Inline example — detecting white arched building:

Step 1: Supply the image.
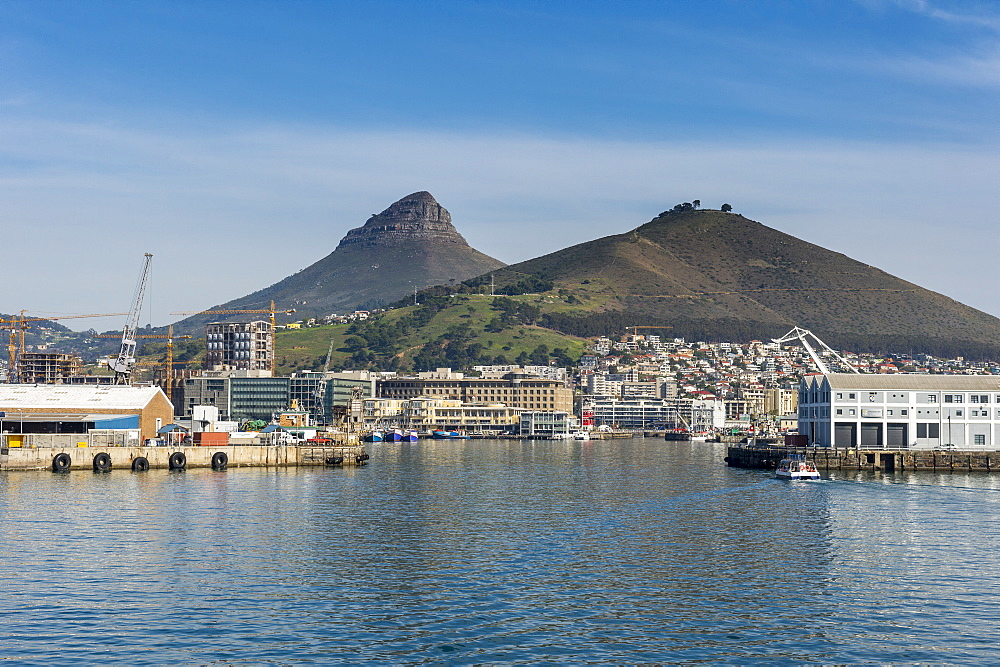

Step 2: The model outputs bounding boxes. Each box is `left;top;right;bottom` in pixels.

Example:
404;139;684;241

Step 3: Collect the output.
798;373;1000;449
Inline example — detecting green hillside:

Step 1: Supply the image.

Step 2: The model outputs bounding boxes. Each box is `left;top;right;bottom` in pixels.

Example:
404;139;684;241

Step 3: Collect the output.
273;294;589;374
463;207;1000;359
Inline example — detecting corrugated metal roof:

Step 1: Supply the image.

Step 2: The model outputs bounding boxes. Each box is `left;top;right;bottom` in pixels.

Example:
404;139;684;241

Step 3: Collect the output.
823;373;1000;391
0;385;164;410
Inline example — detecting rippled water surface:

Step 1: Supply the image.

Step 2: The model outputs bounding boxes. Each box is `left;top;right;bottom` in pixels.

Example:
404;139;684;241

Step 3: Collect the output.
3;439;1000;664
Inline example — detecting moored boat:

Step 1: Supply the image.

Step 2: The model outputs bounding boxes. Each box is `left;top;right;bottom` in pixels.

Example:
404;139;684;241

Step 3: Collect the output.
383;429;403;442
432;430;470;439
775;454;820;480
573;431;591;441
363;430;384;443
401;430;418;442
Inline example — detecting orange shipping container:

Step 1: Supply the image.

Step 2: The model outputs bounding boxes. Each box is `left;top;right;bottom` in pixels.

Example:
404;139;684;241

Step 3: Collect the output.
193;432;230;446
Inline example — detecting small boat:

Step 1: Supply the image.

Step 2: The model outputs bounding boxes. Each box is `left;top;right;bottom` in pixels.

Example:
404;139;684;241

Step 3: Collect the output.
401;430;418;442
383;429;403;442
362;430;384;443
775;454;821;480
573;431;591;441
664;429;691;441
432;430;470;439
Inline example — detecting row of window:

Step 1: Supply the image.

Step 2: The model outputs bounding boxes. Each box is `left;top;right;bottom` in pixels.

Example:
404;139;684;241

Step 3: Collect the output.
828;392;998;403
823;407;1000;418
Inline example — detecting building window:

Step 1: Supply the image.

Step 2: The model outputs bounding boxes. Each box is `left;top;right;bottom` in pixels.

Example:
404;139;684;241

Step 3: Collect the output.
975;434;986;446
849;409;856;416
917;423;940;439
928;395;937;403
901;410;908;416
836;393;843;400
886;409;893;416
836;409;843;416
956;410;963;417
849;393;856;400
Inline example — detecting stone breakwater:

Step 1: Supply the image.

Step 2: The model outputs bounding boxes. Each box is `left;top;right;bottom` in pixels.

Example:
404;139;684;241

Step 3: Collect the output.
726;444;998;472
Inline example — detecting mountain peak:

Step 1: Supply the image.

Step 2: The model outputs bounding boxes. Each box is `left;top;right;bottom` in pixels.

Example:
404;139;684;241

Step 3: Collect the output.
171;191;505;327
337;190;466;249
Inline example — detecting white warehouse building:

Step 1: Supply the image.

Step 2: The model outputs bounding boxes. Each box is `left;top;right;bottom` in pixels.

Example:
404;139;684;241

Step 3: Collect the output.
798;373;1000;449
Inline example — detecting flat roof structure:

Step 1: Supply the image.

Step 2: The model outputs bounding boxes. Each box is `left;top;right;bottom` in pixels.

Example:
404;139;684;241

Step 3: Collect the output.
823;373;1000;391
0;385;173;439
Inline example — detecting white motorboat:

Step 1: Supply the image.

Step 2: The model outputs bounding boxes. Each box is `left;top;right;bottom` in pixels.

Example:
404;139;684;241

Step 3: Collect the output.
573;431;591;440
775;454;820;480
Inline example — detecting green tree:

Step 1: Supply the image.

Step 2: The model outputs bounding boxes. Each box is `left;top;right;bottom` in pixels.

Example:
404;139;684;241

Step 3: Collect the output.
721;203;733;213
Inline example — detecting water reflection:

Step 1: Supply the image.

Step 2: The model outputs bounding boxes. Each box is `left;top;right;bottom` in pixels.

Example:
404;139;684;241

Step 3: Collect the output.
1;440;998;664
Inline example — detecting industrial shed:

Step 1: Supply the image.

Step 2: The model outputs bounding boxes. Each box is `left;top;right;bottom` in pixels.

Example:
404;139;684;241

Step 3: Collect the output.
0;385;173;441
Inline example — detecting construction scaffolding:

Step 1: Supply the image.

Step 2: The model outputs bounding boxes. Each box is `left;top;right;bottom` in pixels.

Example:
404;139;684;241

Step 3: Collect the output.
17;353;83;384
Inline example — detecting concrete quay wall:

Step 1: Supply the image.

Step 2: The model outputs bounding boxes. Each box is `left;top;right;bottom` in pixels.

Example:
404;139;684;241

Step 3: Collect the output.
726;445;997;472
0;445;368;472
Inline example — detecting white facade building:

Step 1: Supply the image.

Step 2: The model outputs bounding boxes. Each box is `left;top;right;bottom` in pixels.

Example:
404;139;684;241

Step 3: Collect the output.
798;373;1000;449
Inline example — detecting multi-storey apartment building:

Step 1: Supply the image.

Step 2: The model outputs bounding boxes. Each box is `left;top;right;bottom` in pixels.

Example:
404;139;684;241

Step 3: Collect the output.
205;321;272;373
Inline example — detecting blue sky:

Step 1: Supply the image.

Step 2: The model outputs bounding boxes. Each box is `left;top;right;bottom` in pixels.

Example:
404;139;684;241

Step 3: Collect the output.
2;0;999;329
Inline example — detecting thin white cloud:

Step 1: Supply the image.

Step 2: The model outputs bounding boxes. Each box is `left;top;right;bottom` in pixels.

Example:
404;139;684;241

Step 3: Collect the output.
875;48;1000;88
1;118;999;325
859;0;1000;31
891;0;1000;31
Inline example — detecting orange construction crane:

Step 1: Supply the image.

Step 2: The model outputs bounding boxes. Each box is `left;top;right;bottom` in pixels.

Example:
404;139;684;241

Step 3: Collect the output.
170;301;295;374
1;311;130;383
93;324;192;400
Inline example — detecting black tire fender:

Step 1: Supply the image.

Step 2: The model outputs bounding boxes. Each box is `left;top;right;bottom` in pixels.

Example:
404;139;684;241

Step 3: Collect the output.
131;456;150;472
52;453;72;473
211;451;228;470
168;451;187;470
92;452;112;472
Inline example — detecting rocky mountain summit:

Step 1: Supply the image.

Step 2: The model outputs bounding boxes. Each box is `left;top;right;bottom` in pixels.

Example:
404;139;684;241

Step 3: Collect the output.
337;191;470;249
173;192;505;331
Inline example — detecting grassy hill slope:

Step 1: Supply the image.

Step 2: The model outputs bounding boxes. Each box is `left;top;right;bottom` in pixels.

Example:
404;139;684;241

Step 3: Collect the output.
273;294;589;374
476;208;1000;358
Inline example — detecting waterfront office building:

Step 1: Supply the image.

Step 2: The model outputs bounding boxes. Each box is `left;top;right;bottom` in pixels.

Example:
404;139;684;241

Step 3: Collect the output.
362;397;523;431
179;373;375;423
798;373;1000;449
378;374;572;413
588;398;725;430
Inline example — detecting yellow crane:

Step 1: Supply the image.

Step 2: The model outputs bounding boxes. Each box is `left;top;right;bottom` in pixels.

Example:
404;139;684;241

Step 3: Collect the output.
93;325;192;400
1;311;130;383
170;301;296;374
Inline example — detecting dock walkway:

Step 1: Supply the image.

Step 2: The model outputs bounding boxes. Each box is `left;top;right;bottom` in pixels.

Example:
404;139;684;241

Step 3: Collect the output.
0;444;369;472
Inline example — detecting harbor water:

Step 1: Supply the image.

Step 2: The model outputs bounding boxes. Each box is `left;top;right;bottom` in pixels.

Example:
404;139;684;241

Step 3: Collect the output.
2;439;999;664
